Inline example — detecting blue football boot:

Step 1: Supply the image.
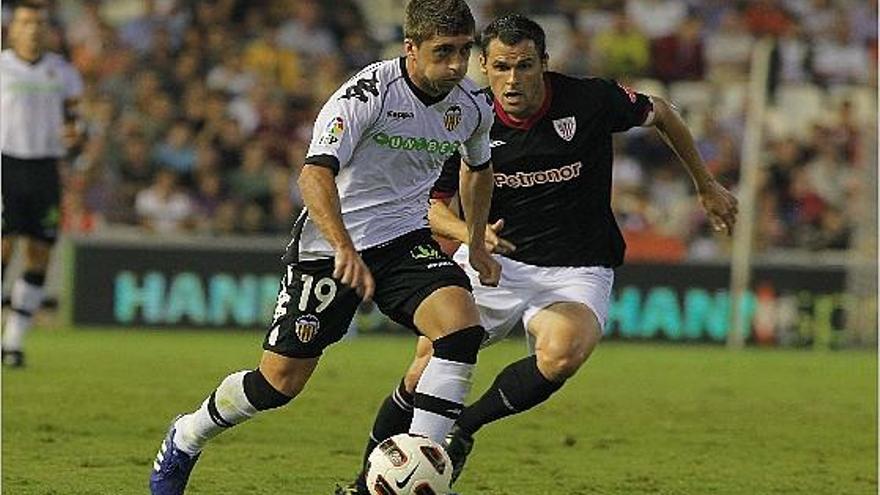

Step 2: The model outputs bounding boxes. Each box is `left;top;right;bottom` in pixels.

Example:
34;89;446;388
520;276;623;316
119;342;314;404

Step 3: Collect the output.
150;416;201;495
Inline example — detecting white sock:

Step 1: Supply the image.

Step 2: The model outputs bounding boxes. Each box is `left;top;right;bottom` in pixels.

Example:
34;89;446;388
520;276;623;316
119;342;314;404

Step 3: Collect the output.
173;371;258;455
410;356;473;443
3;278;44;351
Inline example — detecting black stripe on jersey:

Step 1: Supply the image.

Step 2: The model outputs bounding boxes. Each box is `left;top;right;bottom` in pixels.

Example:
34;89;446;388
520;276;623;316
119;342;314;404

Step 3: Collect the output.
304;154;340;174
281;208;310;265
465;158;490;171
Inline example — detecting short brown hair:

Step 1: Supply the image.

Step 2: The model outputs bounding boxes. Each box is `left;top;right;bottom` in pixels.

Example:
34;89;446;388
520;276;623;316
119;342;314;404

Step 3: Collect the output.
13;0;48;12
404;0;476;46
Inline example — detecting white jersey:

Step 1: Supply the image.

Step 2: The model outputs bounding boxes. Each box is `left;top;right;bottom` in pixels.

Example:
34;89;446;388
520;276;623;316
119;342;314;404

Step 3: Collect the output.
296;57;493;258
0;50;83;159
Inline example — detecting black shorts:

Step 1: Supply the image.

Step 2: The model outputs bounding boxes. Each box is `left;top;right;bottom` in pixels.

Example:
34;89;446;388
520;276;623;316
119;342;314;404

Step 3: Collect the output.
2;155;61;243
264;229;472;358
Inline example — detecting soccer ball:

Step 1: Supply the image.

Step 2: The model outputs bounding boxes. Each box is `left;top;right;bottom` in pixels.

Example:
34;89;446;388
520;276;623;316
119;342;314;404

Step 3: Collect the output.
366;433;452;495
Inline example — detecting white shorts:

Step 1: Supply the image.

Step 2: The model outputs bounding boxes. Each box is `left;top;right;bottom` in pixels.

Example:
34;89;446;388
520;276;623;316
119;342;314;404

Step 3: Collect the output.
453;246;615;349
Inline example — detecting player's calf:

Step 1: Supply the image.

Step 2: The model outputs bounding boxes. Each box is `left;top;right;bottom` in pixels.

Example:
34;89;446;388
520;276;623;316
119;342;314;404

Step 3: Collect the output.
410;325;485;443
150;369;293;494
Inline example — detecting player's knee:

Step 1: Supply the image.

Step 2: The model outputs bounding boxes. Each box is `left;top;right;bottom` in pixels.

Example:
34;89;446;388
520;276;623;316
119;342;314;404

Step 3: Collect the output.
24;241;51;269
243;369;294;411
537;347;589;381
431;325;485;364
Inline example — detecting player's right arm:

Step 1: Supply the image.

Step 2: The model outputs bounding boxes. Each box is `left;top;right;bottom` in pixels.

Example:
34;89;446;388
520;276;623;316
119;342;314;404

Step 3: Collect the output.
298;64;385;301
298;165;374;301
61;61;85;154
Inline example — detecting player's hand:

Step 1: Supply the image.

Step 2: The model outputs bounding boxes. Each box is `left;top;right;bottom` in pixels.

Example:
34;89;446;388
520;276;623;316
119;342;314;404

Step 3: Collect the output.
333;246;375;302
469;246;501;287
61;122;81;150
485;219;516;255
698;180;738;236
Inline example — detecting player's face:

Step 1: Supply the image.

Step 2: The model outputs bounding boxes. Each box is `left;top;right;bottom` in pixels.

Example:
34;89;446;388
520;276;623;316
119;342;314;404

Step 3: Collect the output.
405;34;474;96
10;7;48;53
481;38;548;119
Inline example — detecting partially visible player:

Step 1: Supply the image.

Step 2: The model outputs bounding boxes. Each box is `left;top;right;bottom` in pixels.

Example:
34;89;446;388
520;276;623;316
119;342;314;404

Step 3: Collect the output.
340;14;738;493
1;0;84;368
150;1;501;494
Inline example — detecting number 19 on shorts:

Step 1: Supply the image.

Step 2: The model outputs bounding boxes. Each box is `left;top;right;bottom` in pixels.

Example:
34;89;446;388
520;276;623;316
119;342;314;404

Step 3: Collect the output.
298;274;337;313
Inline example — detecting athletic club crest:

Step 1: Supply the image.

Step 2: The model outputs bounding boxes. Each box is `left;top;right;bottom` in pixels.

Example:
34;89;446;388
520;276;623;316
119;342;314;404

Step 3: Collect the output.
444;105;462;131
294;314;320;343
553;116;576;142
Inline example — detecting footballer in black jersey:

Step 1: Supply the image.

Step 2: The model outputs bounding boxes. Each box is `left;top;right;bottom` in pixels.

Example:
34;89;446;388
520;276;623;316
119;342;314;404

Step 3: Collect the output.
343;14;738;494
432;72;657;268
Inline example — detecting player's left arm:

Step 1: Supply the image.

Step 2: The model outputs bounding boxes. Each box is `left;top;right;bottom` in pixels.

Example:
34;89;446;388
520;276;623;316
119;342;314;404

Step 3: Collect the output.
429;154;514;255
458;96;500;286
648;96;739;236
61;63;85;153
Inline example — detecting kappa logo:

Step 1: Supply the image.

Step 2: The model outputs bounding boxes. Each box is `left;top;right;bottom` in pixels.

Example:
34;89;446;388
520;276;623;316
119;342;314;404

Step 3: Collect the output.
444;105;462;131
553;116;577;142
490;140;507;148
340;70;379;102
387;110;415;119
294;314;320;343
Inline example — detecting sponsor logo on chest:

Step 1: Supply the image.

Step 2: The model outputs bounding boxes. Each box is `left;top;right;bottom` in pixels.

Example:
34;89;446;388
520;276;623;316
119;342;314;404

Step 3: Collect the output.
494;161;583;189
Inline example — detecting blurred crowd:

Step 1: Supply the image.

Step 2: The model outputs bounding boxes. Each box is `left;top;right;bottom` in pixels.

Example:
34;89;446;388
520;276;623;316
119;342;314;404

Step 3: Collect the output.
1;0;875;258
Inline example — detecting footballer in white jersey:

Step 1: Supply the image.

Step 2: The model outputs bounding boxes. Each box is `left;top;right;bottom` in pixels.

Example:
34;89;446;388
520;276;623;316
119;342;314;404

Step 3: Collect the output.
151;2;503;494
290;56;493;259
1;1;83;369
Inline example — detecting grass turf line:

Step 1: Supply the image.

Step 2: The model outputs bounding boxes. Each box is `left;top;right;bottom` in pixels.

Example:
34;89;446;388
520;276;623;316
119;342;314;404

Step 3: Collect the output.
2;328;876;494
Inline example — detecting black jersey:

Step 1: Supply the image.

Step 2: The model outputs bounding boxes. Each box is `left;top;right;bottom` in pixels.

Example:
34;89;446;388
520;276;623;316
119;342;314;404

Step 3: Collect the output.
432;72;653;268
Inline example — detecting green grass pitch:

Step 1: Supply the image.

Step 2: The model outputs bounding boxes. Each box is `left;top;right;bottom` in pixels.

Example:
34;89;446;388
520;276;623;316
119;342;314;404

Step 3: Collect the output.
2;327;876;494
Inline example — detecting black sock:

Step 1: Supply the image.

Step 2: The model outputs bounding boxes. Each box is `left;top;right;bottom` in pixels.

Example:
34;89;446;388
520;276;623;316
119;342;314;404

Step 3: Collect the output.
361;379;414;472
456;355;564;437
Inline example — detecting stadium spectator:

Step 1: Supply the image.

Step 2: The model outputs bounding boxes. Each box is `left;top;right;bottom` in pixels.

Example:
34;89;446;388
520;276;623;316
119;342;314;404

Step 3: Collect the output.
37;0;873;252
134;169;195;234
625;0;687;40
812;15;871;86
277;0;338;59
151;119;197;180
592;12;650;79
650;14;705;82
704;10;755;82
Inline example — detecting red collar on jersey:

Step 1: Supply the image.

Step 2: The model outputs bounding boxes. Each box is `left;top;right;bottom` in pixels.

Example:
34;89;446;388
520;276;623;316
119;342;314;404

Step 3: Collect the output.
493;75;552;130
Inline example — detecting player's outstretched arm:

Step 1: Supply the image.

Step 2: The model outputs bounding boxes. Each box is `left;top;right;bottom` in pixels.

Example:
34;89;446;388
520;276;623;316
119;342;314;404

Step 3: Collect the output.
459;161;501;285
428;198;515;254
298;164;375;301
649;96;739;236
